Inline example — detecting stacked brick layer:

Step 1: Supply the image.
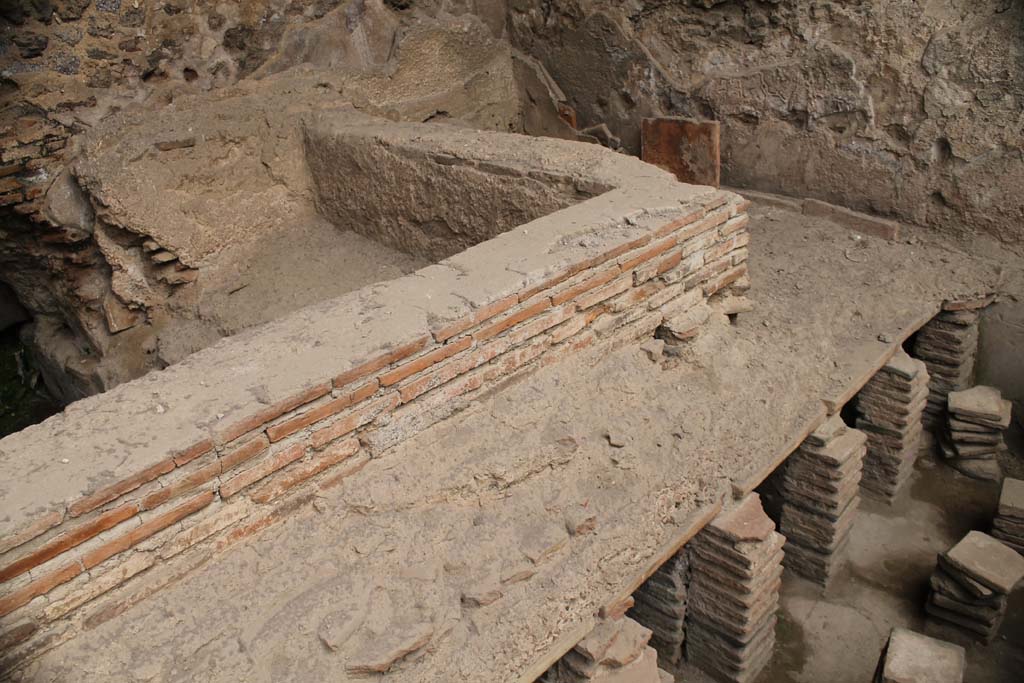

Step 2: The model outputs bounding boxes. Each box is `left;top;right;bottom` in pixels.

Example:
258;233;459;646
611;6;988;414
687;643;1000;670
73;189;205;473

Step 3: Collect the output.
937;385;1010;482
926;531;1024;644
780;415;866;585
855;349;929;502
992;478;1024;554
686;494;783;683
628;550;688;668
0;193;751;671
542;617;663;683
913;308;980;428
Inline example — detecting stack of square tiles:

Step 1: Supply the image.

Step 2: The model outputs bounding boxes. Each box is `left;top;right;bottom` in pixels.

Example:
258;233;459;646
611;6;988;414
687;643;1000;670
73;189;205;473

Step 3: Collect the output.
873;628;965;683
991;478;1024;555
855;350;930;502
936;385;1010;482
543;616;662;683
913;308;980;428
780;415;866;585
925;531;1024;644
629;551;688;669
686;493;783;683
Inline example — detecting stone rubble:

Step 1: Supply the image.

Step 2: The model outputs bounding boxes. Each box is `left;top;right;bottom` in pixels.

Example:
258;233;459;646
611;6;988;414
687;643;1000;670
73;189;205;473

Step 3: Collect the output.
925;531;1024;643
855;349;929;502
937;385;1010;482
541;616;667;683
991;478;1024;555
779;415;866;585
912;308;980;428
685;493;783;683
628;551;688;670
873;627;965;683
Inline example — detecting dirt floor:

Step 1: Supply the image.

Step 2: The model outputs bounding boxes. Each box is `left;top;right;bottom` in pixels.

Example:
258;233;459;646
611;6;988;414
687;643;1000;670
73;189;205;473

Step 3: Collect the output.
194;219;427;337
13;203;1019;682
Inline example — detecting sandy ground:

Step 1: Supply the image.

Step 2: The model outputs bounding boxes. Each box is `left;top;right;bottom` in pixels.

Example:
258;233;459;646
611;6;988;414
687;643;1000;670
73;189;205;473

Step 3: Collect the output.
199;220;428;336
14;204;1018;682
155;218;427;361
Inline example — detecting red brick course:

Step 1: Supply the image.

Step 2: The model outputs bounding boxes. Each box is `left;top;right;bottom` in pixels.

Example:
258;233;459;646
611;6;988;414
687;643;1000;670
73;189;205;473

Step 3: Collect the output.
380;337;473;387
214;382;332;445
0;562;82;618
0;510;64;556
81;492;215;569
267;379;379;442
0;503;137;583
220;443;307;499
69;458;176;518
333;336;431;389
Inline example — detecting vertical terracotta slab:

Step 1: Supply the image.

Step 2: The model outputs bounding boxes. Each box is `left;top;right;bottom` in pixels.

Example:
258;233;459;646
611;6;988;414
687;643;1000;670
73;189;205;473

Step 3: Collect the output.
641;117;721;187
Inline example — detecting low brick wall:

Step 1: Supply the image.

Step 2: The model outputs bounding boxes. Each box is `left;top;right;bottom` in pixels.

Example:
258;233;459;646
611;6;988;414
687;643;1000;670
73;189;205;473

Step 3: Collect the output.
0;123;749;671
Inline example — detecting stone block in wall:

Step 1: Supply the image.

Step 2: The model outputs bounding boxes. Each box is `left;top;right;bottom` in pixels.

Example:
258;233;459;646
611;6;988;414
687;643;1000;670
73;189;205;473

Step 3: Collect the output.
641;118;721;187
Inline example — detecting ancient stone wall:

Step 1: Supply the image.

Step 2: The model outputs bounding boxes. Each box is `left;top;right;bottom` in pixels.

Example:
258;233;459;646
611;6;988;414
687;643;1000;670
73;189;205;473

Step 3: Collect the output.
0;0;533;403
509;0;1024;248
0;131;749;671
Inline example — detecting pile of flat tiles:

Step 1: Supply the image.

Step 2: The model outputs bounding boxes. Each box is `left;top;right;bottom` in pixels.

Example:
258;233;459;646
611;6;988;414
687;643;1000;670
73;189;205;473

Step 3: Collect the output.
925;531;1024;644
542;616;666;683
992;478;1024;555
873;627;965;683
855;349;929;502
779;415;866;585
936;385;1010;482
629;551;688;669
913;307;980;428
686;493;783;683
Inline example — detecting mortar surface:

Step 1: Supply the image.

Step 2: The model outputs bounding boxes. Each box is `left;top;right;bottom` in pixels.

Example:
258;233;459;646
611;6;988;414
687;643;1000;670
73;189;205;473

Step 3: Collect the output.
15;204;1016;682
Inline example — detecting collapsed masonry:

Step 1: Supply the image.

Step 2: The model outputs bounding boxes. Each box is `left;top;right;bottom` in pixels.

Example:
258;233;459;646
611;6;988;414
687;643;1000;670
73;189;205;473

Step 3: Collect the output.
539;616;667;683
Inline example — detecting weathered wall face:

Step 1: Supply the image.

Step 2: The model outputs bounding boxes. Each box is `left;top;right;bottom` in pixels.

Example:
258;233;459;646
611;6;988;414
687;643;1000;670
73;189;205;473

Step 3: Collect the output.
305;126;587;261
0;0;534;402
509;0;1024;247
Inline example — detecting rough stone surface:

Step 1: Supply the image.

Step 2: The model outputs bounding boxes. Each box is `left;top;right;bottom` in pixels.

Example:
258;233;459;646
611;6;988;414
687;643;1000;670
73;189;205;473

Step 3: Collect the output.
510;0;1024;249
943;531;1024;594
880;627;965;683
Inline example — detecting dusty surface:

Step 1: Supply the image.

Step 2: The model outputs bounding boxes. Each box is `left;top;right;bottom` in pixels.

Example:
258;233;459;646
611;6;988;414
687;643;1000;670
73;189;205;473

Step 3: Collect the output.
14;204;1017;682
0;132;697;546
187;221;428;347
